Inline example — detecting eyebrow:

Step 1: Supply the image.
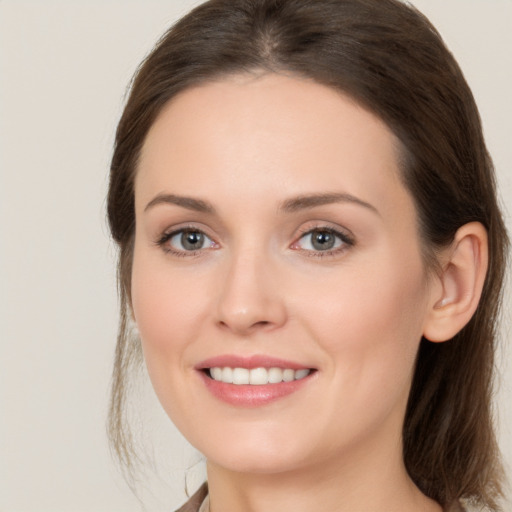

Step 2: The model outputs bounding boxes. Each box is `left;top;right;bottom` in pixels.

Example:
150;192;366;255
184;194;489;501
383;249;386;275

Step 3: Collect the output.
144;193;215;213
280;192;380;216
144;191;379;216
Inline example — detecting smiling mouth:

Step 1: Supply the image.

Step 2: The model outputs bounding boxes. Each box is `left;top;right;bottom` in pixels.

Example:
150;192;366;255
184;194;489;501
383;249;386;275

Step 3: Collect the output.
206;367;314;385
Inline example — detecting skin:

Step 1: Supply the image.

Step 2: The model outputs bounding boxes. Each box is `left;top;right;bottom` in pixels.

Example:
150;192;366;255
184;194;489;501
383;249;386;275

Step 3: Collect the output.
131;72;447;512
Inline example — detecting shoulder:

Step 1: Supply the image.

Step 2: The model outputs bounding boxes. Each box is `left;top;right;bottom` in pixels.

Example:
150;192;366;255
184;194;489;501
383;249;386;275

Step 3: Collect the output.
174;482;209;512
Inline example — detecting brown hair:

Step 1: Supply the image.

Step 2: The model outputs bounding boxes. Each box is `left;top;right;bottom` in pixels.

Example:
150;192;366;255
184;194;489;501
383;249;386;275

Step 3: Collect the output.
107;0;509;508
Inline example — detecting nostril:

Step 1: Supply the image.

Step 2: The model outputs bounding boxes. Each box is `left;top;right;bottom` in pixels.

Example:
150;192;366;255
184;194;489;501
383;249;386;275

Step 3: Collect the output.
215;295;287;334
217;319;272;332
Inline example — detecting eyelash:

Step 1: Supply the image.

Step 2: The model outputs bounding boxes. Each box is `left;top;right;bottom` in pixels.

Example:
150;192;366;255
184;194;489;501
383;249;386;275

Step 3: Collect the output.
292;226;355;258
155;225;216;257
155;225;355;258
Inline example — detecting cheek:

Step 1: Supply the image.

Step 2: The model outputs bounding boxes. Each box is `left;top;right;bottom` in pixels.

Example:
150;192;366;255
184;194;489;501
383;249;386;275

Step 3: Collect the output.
130;248;209;382
302;252;429;398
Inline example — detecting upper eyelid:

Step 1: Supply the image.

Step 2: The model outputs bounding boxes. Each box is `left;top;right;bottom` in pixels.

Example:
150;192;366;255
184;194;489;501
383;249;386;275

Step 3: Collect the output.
154;221;355;247
155;227;218;256
295;229;353;247
295;222;355;241
158;223;216;240
153;226;208;249
291;222;356;253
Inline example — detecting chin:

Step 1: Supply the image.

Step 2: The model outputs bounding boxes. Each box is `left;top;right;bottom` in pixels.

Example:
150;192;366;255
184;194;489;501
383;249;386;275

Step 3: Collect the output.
207;448;310;476
187;422;313;475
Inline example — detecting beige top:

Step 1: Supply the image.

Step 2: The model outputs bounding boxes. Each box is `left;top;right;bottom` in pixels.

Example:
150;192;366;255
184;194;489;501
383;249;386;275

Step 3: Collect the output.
175;482;470;512
175;483;208;512
198;494;210;512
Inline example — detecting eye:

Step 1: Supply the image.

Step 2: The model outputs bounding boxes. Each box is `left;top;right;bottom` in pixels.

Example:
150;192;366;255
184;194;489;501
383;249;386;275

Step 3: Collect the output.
157;228;217;255
292;228;354;254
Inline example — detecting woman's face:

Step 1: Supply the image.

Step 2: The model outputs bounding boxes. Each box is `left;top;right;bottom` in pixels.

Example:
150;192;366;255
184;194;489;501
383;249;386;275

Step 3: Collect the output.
132;73;437;475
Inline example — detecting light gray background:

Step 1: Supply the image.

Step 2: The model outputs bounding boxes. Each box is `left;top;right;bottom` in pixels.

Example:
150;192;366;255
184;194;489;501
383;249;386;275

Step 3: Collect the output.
0;1;510;511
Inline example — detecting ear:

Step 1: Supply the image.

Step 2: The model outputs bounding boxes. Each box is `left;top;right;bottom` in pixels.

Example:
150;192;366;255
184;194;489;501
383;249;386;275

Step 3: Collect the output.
423;222;488;343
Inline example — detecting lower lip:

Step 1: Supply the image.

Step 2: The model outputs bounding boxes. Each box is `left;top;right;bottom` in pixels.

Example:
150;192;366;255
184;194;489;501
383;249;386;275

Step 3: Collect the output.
198;371;315;407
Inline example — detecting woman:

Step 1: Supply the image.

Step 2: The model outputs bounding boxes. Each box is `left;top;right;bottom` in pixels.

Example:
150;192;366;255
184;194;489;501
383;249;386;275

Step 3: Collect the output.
107;0;509;510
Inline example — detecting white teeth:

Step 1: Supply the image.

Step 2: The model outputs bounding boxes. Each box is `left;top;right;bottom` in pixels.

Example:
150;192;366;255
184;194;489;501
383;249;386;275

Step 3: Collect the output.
221;367;233;383
232;368;250;385
249;367;268;385
282;369;295;382
294;369;310;380
211;367;223;381
209;367;312;385
268;367;283;383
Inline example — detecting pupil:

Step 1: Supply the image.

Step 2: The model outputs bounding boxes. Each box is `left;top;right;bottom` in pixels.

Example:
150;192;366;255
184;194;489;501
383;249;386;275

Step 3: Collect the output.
312;231;334;250
182;231;204;250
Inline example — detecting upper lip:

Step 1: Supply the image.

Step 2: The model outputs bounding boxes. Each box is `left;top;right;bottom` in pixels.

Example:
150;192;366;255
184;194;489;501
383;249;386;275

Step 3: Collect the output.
196;354;314;370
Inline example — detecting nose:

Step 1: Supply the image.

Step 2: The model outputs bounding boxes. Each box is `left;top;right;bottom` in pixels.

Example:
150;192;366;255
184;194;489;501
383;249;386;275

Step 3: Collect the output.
215;248;287;336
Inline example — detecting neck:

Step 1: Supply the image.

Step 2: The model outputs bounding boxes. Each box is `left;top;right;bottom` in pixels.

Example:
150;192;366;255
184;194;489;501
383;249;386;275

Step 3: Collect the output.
205;435;442;512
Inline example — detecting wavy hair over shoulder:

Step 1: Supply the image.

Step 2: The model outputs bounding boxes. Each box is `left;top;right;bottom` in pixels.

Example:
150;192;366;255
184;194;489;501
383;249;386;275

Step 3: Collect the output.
107;0;509;509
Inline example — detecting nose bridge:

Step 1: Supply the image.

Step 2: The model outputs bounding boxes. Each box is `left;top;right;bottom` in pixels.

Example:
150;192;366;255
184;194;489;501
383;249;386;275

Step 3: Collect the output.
215;240;286;334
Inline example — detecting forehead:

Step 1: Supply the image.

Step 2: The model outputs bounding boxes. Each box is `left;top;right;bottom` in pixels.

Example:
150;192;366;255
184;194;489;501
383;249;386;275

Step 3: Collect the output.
136;72;410;220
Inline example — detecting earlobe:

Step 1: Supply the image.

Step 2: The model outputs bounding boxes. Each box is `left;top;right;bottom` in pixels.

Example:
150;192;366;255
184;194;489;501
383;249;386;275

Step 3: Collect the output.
423;222;488;343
